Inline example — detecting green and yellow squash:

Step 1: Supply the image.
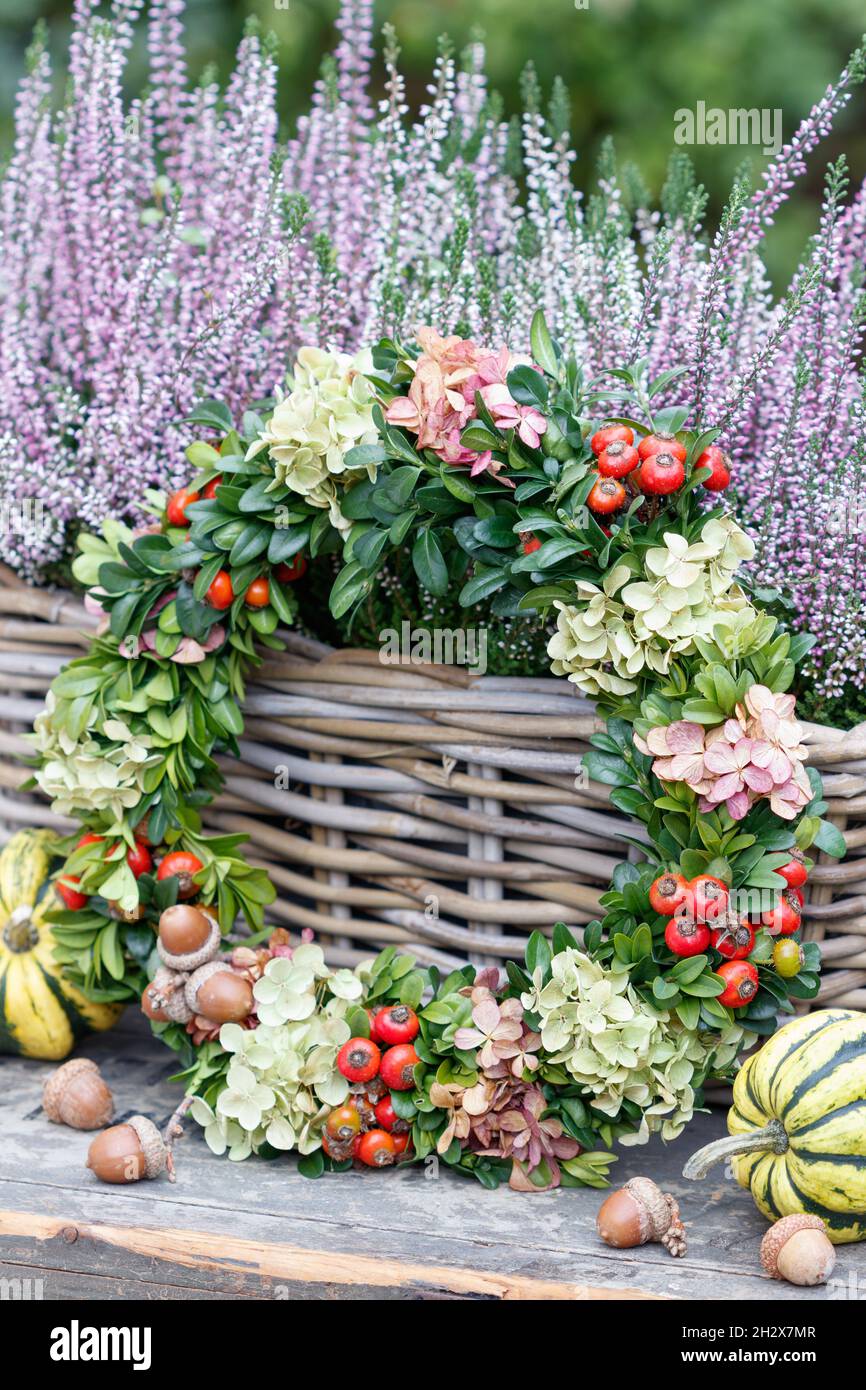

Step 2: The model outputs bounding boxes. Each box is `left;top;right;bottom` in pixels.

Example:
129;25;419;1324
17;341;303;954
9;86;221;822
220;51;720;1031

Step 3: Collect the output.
0;829;120;1060
685;1008;866;1243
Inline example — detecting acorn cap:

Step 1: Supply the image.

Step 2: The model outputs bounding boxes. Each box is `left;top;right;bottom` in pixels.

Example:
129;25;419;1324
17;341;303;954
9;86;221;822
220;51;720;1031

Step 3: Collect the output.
147;965;194;1023
43;1058;113;1128
760;1214;832;1279
624;1177;671;1241
127;1115;167;1180
157;907;221;973
184;958;237;1014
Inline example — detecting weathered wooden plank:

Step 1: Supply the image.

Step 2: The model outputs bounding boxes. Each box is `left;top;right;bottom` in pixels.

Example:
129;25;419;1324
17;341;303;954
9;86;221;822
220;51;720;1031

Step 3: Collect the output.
0;1213;659;1301
3;1011;866;1300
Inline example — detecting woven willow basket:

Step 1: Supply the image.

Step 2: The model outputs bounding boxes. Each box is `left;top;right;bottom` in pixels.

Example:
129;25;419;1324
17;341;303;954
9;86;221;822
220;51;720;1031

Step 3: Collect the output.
1;568;865;1011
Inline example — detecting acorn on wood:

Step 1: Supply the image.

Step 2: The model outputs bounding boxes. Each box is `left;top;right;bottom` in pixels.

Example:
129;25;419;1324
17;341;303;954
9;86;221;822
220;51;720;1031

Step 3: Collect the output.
43;1058;114;1131
184;960;254;1024
596;1176;688;1258
86;1115;167;1184
157;903;220;972
142;964;193;1024
760;1215;836;1286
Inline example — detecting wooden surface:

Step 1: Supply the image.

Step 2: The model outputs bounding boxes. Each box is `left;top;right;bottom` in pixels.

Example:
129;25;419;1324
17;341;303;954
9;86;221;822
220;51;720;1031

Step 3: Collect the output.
2;1011;865;1301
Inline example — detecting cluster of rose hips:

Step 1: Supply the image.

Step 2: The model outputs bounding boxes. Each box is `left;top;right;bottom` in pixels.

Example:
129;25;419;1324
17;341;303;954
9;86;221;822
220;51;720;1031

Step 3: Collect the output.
165;477;307;613
325;1005;421;1168
650;856;809;1007
585;424;731;518
58;829;204;915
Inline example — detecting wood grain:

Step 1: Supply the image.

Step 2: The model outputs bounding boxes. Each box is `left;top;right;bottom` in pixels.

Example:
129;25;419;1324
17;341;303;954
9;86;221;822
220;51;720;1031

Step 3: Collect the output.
0;1211;660;1301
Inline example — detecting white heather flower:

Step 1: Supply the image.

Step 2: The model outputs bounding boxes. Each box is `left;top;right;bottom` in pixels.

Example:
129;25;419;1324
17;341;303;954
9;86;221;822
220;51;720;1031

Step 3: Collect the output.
246;346;379;534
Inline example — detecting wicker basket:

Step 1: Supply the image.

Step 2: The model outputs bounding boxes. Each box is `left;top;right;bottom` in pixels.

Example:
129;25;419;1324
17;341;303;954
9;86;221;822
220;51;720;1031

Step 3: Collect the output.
1;569;865;1010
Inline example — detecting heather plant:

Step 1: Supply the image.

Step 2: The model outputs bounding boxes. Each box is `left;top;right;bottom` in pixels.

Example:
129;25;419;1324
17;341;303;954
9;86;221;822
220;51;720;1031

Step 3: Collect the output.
1;0;865;704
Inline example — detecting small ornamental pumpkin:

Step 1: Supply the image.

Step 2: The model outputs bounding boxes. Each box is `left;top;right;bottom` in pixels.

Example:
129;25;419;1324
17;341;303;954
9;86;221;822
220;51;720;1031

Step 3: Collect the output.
684;1009;866;1244
0;830;120;1059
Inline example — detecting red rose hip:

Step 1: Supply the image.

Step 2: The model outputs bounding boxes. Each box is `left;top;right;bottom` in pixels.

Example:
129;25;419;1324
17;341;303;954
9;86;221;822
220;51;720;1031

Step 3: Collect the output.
598;441;640;478
357;1128;397;1167
588;476;627;515
717;960;759;1008
590;424;634;455
638;451;685;495
379;1043;419;1091
638;432;687;463
690;874;729;923
166;487;199;527
375;1004;420;1046
337;1037;381;1084
698;446;732;492
649;873;692;917
664;916;710;957
57;875;89;911
775;855;808;890
206;569;234;610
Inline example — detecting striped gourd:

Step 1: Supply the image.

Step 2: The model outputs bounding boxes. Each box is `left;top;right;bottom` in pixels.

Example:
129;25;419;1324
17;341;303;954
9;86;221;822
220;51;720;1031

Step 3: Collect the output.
0;829;120;1060
684;1009;866;1244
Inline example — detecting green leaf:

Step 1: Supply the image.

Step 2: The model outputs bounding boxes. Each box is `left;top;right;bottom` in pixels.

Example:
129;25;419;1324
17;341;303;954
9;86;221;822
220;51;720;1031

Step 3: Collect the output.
511;535;582;571
675;997;701;1029
812;820;847;859
412;530;449;595
525;930;552;980
652;976;681;1001
458;568;507;606
297;1151;325;1179
679;971;725;998
581;751;633;788
530;310;560;378
669;953;710;984
506;365;548;412
343;443;389;470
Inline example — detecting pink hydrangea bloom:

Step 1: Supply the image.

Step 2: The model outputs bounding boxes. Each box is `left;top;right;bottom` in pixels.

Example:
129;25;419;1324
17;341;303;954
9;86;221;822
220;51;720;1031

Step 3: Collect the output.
635;686;811;821
384;331;545;480
480;382;548;448
118;589;226;665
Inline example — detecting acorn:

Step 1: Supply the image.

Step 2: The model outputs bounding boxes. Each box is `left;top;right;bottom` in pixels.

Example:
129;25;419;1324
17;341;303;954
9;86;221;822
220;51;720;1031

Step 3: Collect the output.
760;1214;836;1286
43;1058;114;1131
142;965;193;1024
86;1115;167;1184
596;1176;687;1258
185;960;253;1024
157;903;220;972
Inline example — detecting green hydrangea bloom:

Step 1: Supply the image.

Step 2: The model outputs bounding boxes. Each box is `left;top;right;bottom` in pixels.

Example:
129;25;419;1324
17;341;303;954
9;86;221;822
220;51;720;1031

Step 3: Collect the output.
521;948;754;1142
547;517;756;696
246;346;379;535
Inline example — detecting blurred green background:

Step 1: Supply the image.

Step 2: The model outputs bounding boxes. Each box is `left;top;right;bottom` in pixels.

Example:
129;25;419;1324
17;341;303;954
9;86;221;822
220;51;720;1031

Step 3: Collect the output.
2;0;865;284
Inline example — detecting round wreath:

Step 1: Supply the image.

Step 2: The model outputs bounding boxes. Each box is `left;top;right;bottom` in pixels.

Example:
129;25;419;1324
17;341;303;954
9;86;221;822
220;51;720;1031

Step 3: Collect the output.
27;315;844;1189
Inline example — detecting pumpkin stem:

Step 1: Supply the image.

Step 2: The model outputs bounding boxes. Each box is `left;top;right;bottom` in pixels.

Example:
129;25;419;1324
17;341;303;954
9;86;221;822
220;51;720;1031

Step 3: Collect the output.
683;1119;789;1180
2;905;37;953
